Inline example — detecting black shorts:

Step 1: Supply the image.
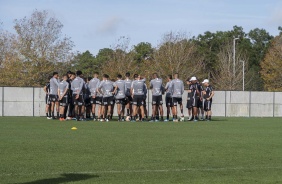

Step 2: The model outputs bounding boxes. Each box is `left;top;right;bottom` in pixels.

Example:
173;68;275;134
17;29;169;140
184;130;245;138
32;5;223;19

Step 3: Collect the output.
115;98;126;105
49;94;58;102
102;96;114;106
45;95;51;105
197;98;203;108
143;99;146;107
192;97;198;107
186;99;193;109
204;99;212;111
165;97;173;107
172;97;182;106
72;94;85;106
133;95;144;106
152;96;163;105
90;97;101;105
59;96;68;107
125;96;133;105
84;97;91;107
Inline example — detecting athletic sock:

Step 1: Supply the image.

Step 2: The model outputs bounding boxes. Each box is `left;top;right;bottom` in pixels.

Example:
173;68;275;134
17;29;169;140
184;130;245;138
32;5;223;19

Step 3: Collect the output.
209;116;211;120
46;113;48;117
57;112;59;118
107;115;111;120
127;109;130;115
206;115;208;120
180;109;183;114
60;114;63;118
52;112;55;118
92;113;95;119
167;115;169;120
118;114;121;120
161;116;164;121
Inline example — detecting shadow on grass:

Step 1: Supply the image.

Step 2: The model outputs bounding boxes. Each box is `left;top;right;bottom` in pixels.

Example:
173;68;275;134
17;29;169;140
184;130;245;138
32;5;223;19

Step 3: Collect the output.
15;173;99;184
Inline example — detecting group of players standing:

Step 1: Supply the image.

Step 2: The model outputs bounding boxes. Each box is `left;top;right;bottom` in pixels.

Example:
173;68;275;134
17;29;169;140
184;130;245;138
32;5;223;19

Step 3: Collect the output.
43;70;214;122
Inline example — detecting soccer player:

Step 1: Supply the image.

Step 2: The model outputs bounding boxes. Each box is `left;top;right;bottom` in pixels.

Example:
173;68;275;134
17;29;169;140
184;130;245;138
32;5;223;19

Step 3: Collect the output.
43;76;52;119
189;76;200;122
67;72;76;120
202;79;214;121
142;79;148;120
170;73;184;122
49;72;60;119
196;79;205;120
113;74;126;121
71;71;85;121
89;72;101;120
124;72;133;120
98;74;116;122
130;74;146;122
186;79;193;121
84;77;92;120
164;75;173;121
58;74;69;121
149;73;164;122
130;74;145;122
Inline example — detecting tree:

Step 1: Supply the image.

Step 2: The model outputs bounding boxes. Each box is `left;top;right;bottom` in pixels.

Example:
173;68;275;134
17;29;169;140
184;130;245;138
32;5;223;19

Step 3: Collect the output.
153;32;204;80
211;41;251;90
133;42;153;63
260;36;282;91
99;37;138;79
12;10;74;86
71;50;97;76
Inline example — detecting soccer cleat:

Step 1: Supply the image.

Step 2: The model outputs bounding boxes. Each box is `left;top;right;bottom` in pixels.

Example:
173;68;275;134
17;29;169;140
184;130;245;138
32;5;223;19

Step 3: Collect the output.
164;119;169;122
180;116;185;122
155;119;159;122
193;119;198;122
131;119;136;122
106;119;109;122
47;117;52;120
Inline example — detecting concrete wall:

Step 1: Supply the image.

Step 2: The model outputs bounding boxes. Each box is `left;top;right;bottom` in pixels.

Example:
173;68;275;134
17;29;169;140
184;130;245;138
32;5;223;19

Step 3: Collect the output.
0;87;281;117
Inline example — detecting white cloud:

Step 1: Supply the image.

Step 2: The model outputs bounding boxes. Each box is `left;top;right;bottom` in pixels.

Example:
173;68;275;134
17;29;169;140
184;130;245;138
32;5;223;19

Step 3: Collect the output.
96;16;123;35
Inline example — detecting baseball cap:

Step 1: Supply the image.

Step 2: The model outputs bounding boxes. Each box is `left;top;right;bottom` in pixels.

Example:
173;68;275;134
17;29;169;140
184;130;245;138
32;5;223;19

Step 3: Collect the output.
190;76;197;81
202;79;209;83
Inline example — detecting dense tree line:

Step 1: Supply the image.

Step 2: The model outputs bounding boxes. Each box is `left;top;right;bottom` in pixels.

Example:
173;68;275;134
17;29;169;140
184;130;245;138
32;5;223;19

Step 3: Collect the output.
0;10;281;91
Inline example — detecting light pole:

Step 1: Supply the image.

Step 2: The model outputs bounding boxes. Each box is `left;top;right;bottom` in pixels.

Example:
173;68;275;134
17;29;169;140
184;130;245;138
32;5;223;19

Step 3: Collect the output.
240;60;245;91
233;37;239;76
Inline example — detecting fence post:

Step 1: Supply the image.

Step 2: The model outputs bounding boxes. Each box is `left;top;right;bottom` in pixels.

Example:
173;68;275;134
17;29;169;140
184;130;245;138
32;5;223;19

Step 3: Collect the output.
224;91;226;117
2;87;4;117
33;87;35;117
249;91;251;117
273;92;275;117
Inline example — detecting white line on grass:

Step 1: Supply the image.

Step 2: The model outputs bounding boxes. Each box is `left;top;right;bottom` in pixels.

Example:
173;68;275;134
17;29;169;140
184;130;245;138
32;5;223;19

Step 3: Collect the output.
1;166;282;176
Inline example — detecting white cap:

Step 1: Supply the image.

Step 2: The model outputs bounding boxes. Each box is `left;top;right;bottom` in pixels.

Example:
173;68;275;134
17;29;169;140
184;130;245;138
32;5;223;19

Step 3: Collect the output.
202;79;209;83
190;76;197;81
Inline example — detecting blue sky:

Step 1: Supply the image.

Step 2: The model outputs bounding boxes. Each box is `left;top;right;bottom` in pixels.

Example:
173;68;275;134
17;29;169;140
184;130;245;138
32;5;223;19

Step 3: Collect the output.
1;0;282;55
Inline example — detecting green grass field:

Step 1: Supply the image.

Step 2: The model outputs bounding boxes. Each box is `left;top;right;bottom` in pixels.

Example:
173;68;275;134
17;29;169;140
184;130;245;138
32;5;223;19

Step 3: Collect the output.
0;117;282;184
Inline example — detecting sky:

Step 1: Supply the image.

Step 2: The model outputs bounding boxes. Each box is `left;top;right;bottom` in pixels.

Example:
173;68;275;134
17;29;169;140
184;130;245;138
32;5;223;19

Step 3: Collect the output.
1;0;282;55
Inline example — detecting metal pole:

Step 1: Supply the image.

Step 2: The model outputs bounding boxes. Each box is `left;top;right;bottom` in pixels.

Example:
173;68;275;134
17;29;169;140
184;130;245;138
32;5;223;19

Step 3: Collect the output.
233;38;239;76
240;60;245;91
2;87;4;117
242;61;245;91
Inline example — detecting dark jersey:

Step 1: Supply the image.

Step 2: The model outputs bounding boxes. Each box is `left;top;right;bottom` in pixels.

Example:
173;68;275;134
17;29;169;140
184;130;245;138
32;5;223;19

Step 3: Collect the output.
190;83;199;99
45;82;50;94
204;85;213;99
197;82;204;98
187;84;193;99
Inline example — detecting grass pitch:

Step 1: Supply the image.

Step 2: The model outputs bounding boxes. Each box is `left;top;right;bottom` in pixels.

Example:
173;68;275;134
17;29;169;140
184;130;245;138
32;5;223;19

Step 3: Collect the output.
0;117;282;184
